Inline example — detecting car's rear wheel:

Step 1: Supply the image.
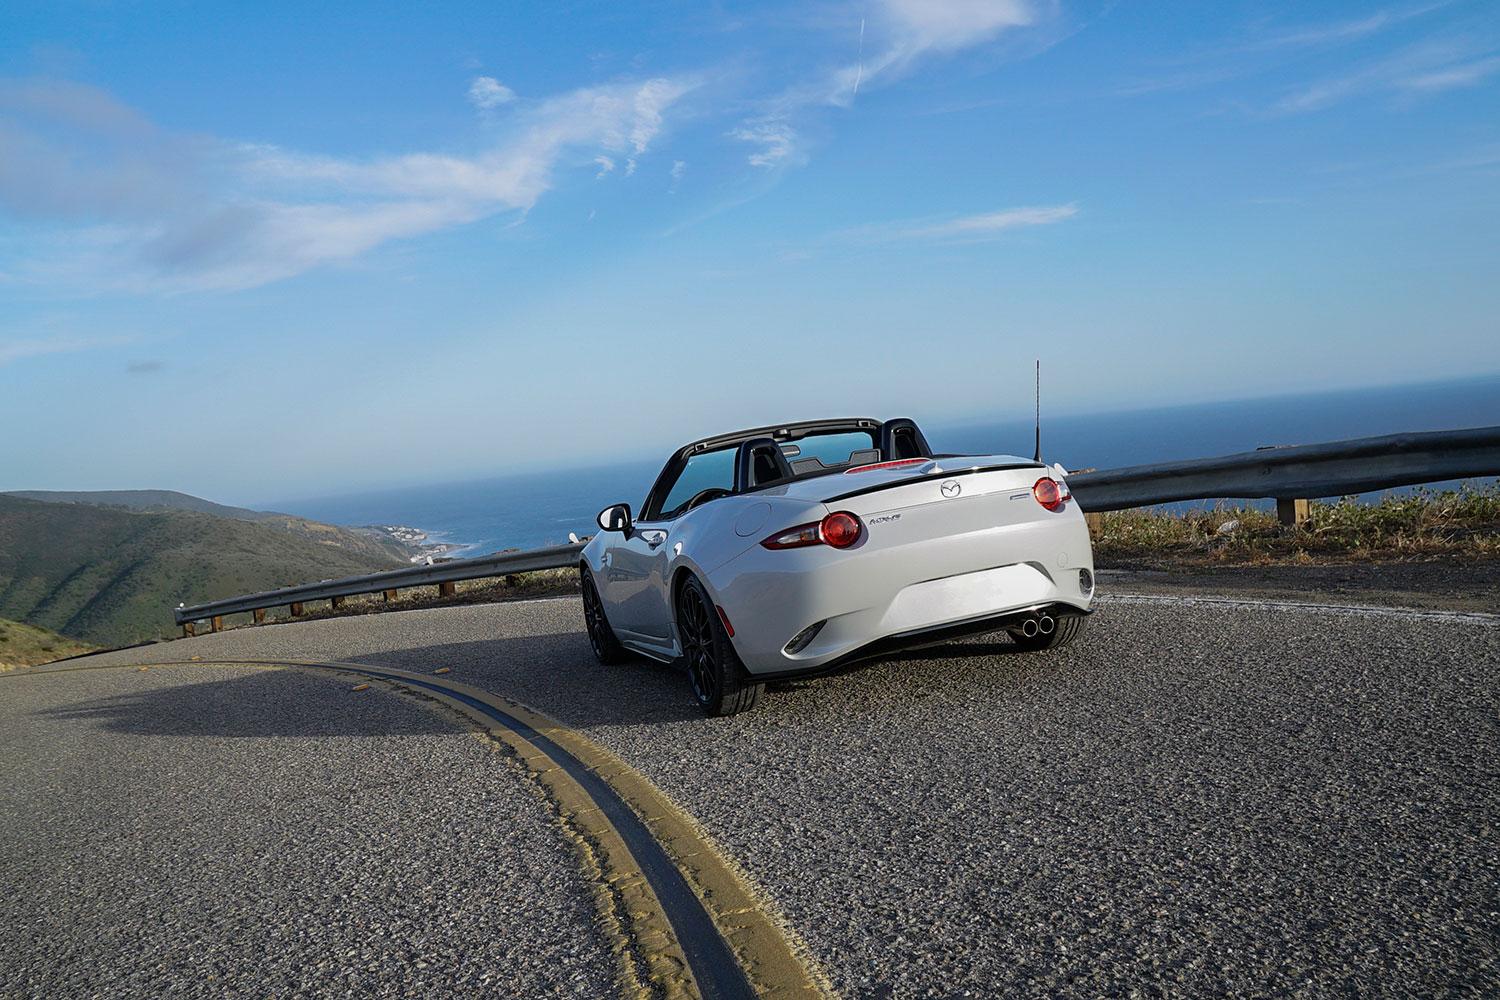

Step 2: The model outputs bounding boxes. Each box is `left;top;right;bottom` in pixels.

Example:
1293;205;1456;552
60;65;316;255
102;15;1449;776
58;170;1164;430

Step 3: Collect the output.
1006;614;1089;652
580;568;627;665
677;576;763;717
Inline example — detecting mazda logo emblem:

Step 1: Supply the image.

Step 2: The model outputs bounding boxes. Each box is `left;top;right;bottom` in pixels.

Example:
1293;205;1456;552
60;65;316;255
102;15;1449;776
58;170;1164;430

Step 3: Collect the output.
940;480;961;498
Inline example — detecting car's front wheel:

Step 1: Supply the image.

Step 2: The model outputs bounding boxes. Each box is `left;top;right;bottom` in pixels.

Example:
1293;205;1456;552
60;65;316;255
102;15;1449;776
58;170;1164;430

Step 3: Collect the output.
677;576;763;717
580;568;627;665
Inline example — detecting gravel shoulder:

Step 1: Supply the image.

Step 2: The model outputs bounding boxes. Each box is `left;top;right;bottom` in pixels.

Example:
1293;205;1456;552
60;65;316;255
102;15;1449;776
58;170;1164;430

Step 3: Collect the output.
59;592;1500;998
1098;557;1499;612
0;663;615;999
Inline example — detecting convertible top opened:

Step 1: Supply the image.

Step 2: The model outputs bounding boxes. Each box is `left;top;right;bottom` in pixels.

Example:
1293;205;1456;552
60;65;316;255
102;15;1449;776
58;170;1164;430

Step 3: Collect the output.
580;417;1095;716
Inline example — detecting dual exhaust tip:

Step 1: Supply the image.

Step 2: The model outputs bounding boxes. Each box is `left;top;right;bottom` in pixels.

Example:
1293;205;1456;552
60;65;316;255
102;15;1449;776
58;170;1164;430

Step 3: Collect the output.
1019;614;1055;638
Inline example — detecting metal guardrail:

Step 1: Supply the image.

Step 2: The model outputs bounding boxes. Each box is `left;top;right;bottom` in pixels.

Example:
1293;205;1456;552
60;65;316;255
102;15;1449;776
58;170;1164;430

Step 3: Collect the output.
1068;425;1500;513
175;424;1500;633
175;542;584;631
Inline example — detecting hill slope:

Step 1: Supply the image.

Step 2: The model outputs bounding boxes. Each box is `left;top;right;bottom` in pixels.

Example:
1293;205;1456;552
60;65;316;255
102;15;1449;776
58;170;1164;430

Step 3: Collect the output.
0;495;408;646
3;489;279;520
0;618;96;670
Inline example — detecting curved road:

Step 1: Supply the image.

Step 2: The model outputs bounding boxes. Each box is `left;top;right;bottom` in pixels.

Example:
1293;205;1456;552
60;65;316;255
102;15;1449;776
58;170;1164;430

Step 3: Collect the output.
5;594;1498;997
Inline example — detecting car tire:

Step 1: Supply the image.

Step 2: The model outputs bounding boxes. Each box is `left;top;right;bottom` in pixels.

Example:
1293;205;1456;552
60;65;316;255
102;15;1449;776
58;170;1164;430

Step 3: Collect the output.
1006;614;1089;652
580;568;628;665
677;576;764;717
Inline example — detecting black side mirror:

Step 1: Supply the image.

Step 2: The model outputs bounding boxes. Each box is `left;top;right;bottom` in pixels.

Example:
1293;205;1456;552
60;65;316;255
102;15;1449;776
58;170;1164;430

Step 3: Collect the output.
597;503;632;534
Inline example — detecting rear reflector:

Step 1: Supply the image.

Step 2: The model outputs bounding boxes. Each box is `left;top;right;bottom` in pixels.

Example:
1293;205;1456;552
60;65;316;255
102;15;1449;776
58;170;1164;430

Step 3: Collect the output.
784;620;826;655
715;605;735;637
843;457;930;474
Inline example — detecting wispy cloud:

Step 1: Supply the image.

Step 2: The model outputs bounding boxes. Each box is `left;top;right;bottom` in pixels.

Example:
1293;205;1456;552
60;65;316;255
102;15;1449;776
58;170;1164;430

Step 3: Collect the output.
0;334;127;367
1252;4;1448;50
1276;38;1500;113
1116;3;1455;99
845;202;1078;243
0;76;695;291
467;75;516;110
730;117;801;168
733;0;1053;168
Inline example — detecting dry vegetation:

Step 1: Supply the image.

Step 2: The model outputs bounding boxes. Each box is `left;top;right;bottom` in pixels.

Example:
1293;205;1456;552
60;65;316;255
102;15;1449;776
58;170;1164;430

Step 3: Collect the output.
1094;483;1500;566
0;618;97;670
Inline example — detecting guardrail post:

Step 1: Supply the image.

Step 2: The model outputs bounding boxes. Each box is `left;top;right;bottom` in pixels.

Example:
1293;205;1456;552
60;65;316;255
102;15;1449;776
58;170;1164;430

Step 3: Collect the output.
1084;512;1104;536
383;589;398;602
1276;498;1311;528
211;615;223;633
438;582;456;597
290;602;305;617
253;608;266;624
330;596;346;610
183;622;195;638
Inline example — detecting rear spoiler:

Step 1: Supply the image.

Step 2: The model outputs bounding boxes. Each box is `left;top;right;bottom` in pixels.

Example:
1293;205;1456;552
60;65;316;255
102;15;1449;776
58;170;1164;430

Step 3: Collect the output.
821;459;1046;504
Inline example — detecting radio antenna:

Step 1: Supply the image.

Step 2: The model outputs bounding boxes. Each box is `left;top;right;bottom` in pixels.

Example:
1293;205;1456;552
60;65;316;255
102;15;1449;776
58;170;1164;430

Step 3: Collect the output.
1032;359;1042;463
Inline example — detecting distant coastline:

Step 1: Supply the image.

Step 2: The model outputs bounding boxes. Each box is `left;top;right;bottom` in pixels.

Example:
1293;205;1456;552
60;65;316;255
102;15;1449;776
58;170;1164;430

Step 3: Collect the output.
274;375;1500;559
358;524;475;563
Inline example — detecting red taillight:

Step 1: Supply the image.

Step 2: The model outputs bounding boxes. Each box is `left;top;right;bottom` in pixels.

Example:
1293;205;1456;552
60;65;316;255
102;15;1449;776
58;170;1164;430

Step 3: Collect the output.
1033;476;1069;511
760;511;863;550
843;458;930;474
819;511;862;548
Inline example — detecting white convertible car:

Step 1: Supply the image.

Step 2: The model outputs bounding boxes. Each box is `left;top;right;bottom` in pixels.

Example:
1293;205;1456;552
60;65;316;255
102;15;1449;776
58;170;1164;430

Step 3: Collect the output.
580;417;1094;716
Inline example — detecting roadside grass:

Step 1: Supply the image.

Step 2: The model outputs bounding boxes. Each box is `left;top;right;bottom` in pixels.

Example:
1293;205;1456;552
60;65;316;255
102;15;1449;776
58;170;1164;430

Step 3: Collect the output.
0;618;97;670
1094;482;1500;565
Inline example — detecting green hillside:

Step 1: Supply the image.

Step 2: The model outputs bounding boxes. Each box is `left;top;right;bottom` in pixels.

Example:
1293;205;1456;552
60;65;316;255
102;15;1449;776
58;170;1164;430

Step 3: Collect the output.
0;618;96;670
0;495;408;646
3;489;279;520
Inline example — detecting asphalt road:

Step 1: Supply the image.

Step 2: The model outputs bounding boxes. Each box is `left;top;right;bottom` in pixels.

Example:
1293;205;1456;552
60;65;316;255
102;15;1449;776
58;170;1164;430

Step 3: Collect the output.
0;664;615;998
11;594;1500;997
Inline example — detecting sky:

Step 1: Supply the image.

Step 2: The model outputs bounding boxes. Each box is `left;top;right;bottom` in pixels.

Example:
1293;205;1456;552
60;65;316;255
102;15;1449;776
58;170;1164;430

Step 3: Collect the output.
2;0;1497;501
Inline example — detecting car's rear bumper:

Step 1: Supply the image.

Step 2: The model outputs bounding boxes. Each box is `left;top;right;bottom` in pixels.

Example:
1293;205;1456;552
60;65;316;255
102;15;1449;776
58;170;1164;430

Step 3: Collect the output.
710;509;1095;676
747;601;1091;681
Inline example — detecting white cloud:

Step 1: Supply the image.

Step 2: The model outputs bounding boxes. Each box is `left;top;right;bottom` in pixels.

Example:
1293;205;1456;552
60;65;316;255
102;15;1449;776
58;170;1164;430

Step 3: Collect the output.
730;117;800;169
1398;54;1500;92
467;76;516;110
847;203;1078;242
0;76;694;292
0;334;128;367
828;0;1042;105
594;155;616;178
1275;38;1500;113
731;0;1050;166
1254;5;1443;49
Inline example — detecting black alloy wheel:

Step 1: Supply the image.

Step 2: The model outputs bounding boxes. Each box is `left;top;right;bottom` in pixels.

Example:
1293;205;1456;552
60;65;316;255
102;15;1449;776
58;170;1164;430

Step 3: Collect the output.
676;576;764;717
580;568;627;665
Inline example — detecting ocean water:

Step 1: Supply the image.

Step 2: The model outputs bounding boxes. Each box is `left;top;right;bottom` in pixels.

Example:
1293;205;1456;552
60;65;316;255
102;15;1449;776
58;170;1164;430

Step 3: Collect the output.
272;376;1500;556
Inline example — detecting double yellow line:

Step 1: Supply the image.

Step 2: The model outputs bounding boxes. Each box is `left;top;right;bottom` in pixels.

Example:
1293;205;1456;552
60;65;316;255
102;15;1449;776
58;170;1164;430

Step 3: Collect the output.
10;658;832;1000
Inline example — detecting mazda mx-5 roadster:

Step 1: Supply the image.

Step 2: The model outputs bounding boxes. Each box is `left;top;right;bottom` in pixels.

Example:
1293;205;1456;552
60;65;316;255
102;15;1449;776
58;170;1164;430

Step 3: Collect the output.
580;417;1095;716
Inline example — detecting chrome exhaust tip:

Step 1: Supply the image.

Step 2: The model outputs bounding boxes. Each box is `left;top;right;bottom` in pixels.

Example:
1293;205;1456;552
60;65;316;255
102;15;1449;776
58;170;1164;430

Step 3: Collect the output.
1020;618;1040;638
1039;615;1055;635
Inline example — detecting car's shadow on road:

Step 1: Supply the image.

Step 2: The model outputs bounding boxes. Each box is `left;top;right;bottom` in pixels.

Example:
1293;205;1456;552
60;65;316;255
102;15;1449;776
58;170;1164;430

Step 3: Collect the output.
41;667;461;738
42;623;1032;737
338;626;1031;729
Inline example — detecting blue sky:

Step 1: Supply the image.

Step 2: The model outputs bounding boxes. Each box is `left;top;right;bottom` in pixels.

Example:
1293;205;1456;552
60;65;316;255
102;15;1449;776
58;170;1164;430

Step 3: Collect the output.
2;1;1497;500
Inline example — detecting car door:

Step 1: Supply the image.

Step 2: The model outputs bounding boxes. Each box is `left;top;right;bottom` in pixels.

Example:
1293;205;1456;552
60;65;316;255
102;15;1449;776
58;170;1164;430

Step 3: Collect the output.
613;447;735;643
605;520;673;642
